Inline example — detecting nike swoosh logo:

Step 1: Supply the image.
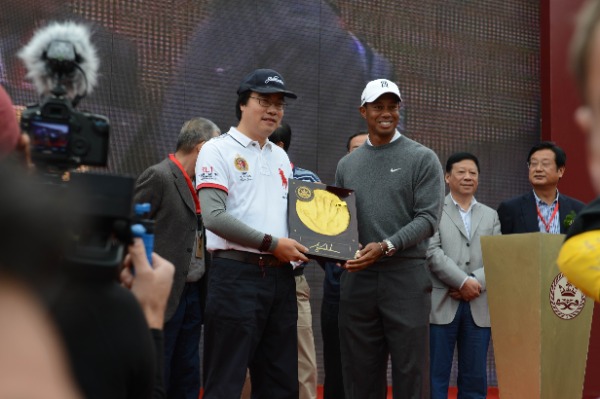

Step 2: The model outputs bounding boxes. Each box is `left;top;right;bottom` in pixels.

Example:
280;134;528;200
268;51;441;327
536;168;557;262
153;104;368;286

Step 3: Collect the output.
390;168;401;172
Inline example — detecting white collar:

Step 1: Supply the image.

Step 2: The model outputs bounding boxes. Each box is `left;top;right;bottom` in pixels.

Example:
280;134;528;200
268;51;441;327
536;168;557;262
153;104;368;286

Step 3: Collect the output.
366;130;401;146
229;127;273;150
450;193;477;212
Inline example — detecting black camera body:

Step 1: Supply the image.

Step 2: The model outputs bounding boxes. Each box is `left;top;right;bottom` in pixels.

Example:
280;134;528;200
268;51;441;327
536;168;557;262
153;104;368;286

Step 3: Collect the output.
21;94;109;169
16;25;129;273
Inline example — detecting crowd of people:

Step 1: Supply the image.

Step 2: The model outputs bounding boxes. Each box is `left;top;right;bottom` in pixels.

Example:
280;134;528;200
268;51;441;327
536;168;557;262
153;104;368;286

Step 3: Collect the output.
4;0;600;398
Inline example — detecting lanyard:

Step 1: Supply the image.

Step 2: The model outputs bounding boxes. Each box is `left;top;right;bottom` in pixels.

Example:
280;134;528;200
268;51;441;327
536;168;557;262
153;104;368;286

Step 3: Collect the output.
536;201;559;233
169;154;200;214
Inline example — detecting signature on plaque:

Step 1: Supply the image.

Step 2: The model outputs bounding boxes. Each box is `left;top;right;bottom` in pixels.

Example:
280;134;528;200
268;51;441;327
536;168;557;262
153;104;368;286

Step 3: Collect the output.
309;242;341;254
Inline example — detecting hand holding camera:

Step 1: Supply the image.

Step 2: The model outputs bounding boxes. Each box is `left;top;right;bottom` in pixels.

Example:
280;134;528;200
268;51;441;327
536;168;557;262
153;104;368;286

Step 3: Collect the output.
121;238;175;329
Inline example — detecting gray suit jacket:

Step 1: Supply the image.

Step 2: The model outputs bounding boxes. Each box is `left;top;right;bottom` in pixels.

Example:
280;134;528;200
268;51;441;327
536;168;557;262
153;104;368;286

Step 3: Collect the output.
427;194;501;327
134;157;205;321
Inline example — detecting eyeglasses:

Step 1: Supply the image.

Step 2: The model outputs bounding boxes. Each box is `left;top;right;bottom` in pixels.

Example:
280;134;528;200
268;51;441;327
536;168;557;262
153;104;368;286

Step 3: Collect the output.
367;104;400;113
528;161;555;170
249;96;287;110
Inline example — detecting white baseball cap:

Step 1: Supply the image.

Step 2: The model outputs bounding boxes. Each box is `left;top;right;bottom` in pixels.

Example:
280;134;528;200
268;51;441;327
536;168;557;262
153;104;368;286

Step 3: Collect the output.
360;79;402;106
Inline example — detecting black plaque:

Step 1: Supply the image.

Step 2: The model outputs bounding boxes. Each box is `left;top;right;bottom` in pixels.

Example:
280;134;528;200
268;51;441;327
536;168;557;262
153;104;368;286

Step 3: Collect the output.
288;179;359;261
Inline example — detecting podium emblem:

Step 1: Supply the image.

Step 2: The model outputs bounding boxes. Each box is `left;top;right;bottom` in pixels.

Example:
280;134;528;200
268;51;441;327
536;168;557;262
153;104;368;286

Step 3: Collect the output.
550;273;586;320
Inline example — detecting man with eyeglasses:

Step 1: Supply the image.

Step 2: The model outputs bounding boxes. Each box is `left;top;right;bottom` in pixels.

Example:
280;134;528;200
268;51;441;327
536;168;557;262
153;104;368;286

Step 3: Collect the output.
335;79;445;398
195;68;309;399
497;141;585;235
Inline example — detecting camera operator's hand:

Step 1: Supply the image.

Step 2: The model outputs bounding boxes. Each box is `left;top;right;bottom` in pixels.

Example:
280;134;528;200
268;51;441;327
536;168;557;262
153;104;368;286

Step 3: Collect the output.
15;133;34;170
120;238;174;329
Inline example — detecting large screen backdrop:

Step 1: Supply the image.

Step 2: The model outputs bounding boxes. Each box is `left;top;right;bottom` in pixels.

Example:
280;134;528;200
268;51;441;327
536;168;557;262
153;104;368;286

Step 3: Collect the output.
1;0;539;386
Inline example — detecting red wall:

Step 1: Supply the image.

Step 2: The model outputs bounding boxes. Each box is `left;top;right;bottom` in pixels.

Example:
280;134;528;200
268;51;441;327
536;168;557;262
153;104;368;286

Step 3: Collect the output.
541;0;593;202
541;1;600;397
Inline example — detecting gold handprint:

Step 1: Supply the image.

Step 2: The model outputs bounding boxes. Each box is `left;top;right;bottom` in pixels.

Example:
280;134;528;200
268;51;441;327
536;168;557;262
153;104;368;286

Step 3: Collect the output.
296;189;350;236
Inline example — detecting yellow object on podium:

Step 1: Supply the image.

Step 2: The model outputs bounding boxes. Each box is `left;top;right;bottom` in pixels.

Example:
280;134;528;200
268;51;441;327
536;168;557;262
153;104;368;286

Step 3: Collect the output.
481;233;594;399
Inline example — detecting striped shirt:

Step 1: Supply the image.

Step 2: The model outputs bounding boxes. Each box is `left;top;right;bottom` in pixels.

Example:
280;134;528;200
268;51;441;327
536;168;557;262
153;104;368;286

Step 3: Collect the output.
292;165;321;183
533;190;560;234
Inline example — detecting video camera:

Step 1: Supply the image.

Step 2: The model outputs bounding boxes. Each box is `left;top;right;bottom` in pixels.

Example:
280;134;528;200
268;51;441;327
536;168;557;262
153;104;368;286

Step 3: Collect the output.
20;92;109;169
17;22;134;274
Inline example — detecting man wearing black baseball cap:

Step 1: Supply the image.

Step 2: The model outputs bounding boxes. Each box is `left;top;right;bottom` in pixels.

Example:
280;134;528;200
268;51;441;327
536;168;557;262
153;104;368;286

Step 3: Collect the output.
196;68;308;398
237;68;298;98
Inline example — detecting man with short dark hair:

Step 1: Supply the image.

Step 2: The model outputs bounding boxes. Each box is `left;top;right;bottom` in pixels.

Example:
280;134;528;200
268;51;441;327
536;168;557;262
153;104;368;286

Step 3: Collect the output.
196;68;308;399
427;152;500;399
319;131;366;399
270;122;320;184
497;141;584;235
134;116;220;399
335;79;444;398
346;132;368;153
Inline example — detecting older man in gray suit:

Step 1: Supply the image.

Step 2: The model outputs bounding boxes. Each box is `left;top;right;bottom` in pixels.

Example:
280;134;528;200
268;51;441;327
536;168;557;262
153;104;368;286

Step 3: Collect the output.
427;152;501;399
134;117;220;399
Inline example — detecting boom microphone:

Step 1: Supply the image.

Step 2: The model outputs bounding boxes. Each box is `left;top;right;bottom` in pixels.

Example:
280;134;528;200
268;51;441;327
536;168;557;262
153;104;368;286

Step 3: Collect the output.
18;21;109;170
18;21;99;102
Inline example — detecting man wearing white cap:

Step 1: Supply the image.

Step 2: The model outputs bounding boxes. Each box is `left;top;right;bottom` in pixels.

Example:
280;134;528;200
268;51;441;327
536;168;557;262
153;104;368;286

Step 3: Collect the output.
335;79;444;398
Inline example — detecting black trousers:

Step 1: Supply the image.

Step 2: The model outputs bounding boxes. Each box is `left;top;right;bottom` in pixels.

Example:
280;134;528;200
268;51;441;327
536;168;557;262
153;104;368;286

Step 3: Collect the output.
321;300;345;399
339;261;431;399
202;257;298;399
163;282;202;399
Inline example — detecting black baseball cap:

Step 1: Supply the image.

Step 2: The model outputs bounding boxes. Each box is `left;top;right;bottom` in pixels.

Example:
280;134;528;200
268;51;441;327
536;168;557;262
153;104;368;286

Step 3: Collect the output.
237;68;297;99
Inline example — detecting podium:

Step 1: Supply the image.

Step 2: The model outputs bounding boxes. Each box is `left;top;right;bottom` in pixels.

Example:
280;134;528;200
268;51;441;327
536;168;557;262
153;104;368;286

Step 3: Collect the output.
481;233;594;399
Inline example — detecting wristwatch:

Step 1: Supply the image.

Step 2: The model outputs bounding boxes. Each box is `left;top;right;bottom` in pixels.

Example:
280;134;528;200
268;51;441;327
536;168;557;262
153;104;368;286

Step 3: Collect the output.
383;239;396;256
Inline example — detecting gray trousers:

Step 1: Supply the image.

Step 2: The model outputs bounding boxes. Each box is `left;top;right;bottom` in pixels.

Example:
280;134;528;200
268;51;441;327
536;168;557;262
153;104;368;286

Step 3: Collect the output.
339;260;431;399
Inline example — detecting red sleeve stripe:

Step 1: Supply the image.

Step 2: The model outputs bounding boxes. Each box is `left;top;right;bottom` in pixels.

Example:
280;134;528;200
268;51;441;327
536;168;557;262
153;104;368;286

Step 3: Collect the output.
197;183;228;194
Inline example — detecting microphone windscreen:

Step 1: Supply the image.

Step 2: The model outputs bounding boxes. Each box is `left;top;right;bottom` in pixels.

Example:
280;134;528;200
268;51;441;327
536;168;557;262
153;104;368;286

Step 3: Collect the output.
17;21;99;99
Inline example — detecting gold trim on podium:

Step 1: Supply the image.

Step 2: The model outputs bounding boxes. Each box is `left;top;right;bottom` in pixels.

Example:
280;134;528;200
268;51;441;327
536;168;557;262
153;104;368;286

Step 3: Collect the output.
481;233;594;399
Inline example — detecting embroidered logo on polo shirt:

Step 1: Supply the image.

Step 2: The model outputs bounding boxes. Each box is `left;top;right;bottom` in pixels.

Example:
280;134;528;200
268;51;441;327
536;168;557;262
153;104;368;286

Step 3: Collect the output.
233;155;253;181
278;168;288;190
199;165;218;180
234;155;249;172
